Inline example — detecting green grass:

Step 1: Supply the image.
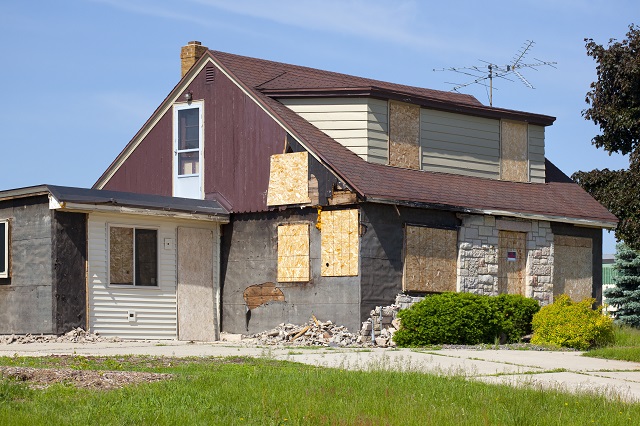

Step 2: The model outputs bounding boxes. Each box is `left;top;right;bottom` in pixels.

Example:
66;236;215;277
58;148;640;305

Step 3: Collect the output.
0;355;639;425
584;325;640;362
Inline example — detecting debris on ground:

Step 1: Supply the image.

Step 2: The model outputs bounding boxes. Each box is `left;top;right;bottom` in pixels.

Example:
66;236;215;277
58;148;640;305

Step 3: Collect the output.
0;366;171;390
247;315;363;347
0;327;121;345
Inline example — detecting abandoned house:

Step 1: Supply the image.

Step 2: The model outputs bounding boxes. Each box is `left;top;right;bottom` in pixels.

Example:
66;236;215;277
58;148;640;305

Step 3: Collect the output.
0;41;617;338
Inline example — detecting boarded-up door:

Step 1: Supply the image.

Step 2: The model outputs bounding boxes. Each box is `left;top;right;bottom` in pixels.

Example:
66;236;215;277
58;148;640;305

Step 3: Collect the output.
177;227;216;341
553;235;593;301
498;231;526;295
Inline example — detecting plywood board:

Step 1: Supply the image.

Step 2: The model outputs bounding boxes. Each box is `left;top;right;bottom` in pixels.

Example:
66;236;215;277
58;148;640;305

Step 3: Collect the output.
266;152;311;206
554;235;592;301
109;227;133;285
501;120;528;182
498;230;526;295
389;100;420;169
177;227;216;341
403;226;457;292
243;282;285;310
277;223;310;282
321;209;359;276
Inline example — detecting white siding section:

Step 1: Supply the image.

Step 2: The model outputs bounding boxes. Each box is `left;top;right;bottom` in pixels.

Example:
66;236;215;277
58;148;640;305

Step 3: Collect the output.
420;109;501;179
87;213;219;340
280;97;389;164
528;125;546;183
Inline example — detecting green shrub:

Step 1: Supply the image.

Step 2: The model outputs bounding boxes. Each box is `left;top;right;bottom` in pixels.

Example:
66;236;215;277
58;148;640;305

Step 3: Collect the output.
393;293;502;346
531;294;614;350
492;294;540;343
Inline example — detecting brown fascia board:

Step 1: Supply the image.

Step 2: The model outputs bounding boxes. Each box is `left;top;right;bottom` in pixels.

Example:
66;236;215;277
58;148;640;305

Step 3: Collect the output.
262;87;556;126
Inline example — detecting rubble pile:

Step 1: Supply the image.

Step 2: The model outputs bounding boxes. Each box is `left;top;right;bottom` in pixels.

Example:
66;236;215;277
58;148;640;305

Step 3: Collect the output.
0;327;120;344
249;316;364;347
359;305;402;348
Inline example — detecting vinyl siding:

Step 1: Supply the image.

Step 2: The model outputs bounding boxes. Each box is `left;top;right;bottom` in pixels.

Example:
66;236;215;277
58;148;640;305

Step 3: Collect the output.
280;98;389;164
421;109;501;179
528;125;546;183
87;213;219;340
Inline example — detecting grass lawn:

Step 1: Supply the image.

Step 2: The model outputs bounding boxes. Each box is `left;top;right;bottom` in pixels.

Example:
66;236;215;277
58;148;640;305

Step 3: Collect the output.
0;355;638;425
584;325;640;362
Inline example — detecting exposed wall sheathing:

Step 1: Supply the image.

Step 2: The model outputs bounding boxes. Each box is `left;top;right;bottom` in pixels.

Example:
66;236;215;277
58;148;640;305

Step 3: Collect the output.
501;120;529;182
498;230;527;295
177;226;216;341
553;235;593;302
277;223;310;282
403;226;457;292
389;101;420;169
266;152;311;206
243;282;285;309
321;209;359;276
109;227;133;285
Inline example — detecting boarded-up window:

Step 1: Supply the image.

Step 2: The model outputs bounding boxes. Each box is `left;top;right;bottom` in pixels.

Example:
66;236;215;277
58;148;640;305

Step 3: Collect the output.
321;209;359;276
403;226;457;292
0;220;8;279
109;226;158;286
501;120;528;182
266;152;311;206
389;100;420;169
554;235;592;302
277;223;310;282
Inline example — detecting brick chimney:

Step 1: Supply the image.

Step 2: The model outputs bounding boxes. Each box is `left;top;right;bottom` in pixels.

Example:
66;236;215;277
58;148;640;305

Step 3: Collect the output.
180;41;208;77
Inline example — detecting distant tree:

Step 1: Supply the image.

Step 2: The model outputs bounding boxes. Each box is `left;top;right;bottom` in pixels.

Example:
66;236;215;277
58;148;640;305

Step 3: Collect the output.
572;24;640;249
604;243;640;327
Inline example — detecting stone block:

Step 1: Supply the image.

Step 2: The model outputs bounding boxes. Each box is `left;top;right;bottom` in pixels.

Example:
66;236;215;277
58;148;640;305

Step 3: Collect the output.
487;236;499;246
527;240;537;250
478;274;494;285
532;265;552;276
460;242;472;250
479;226;494;237
496;219;532;233
466;227;479;239
466;215;485;226
484;216;496;227
487;264;498;274
531;221;539;233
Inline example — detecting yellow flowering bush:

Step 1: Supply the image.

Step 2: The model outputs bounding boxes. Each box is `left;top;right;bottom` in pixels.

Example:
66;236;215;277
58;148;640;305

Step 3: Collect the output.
531;294;614;350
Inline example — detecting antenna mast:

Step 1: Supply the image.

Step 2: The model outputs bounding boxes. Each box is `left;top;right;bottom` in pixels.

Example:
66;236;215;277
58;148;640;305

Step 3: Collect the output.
434;40;557;107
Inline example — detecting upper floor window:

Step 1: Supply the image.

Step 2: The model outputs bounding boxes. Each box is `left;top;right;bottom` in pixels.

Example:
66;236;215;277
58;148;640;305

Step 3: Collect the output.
173;101;203;199
0;220;8;279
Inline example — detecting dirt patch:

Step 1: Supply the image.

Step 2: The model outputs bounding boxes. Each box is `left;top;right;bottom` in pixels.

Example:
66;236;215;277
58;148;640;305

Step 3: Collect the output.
0;366;172;390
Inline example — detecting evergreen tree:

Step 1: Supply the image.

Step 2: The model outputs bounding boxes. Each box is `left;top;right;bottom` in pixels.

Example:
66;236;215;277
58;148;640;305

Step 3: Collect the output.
604;243;640;327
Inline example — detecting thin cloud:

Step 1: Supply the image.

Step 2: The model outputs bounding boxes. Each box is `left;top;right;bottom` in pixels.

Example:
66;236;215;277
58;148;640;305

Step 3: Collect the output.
90;0;213;27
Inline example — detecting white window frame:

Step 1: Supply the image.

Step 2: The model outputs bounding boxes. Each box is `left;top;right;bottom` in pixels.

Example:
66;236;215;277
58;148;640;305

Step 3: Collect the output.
0;220;8;279
173;101;204;198
107;224;159;287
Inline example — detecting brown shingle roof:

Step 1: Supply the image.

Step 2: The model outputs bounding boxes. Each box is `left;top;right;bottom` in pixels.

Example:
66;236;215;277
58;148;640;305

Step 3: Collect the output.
210;49;617;227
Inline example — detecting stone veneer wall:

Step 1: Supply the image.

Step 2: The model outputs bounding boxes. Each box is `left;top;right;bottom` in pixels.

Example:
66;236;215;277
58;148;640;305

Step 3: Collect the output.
456;214;554;305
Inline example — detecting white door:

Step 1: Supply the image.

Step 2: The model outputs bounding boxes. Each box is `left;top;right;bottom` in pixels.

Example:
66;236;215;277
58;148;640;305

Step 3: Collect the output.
177;227;217;341
173;102;203;199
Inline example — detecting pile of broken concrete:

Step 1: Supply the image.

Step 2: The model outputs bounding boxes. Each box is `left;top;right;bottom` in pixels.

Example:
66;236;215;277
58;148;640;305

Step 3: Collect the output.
0;327;120;344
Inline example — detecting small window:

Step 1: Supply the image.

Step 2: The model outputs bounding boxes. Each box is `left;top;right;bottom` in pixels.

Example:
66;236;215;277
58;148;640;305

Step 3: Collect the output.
0;220;8;279
176;107;201;176
277;223;310;282
109;226;158;286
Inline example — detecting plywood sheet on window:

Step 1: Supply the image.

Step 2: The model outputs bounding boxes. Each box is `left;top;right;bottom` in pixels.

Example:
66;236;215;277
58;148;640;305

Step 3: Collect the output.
266;152;311;206
501;120;528;182
110;227;133;285
177;227;216;341
554;235;592;302
403;226;457;292
389;100;420;169
498;230;526;295
321;209;359;276
277;223;310;282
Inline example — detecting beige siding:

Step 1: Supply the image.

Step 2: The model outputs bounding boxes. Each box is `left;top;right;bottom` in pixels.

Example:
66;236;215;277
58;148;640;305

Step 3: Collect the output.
280;98;389;164
528;125;546;183
420;109;501;179
88;213;220;340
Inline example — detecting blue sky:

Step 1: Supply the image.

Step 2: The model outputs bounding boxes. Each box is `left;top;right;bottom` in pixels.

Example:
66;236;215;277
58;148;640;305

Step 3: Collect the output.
0;0;635;253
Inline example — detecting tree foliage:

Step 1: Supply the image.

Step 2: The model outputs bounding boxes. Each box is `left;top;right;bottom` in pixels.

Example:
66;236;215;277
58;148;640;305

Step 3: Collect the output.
583;24;640;161
604;243;640;328
573;24;640;249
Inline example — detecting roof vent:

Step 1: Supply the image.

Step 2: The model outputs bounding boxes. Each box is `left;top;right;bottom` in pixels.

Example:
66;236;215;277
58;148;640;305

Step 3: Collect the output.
205;66;215;84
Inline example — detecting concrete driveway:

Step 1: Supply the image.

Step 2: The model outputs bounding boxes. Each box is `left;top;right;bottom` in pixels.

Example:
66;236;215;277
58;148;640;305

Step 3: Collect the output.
0;340;639;402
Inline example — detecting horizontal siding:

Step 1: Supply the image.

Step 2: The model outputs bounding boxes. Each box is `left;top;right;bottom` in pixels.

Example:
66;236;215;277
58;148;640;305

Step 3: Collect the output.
421;109;500;179
87;213;219;340
529;125;546;183
280;98;389;164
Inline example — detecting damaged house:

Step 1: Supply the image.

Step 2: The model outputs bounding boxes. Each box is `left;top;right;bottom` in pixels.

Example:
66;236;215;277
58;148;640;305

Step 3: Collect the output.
0;41;617;338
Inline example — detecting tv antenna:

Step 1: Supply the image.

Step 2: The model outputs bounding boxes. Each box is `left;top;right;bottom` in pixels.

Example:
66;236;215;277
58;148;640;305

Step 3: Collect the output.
434;40;557;107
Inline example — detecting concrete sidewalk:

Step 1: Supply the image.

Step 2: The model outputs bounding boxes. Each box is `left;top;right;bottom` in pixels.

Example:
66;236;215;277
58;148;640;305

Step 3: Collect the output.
1;340;639;402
